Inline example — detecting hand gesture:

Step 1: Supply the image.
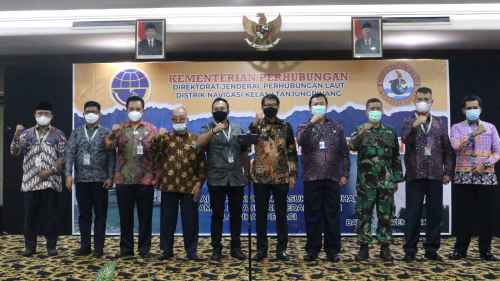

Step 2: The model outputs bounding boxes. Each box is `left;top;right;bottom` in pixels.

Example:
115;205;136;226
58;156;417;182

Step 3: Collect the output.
191;183;202;202
213;122;225;134
339;177;348;187
311;113;322;124
103;179;113;190
159;128;168;136
111;124;121;136
14;124;25;140
65;175;74;192
442;175;452;185
38;170;53;181
471;163;486;176
361;122;373;133
289;175;297;190
413;115;427;128
473;123;487;137
252;112;263;127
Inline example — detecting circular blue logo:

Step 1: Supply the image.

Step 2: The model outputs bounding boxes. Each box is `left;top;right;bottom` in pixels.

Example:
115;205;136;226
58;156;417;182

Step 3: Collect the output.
109;67;151;108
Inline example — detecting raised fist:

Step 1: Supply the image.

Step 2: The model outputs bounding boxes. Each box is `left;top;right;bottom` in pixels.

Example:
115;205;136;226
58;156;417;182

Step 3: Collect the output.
159;128;168;136
311;113;322;124
111;124;121;135
413;115;427;128
213;123;225;134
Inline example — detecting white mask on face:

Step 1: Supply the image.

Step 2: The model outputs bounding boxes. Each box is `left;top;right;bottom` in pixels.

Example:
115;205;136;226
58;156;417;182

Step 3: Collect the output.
36;116;51;126
173;122;187;132
415;102;431;113
128;111;142;122
84;113;99;124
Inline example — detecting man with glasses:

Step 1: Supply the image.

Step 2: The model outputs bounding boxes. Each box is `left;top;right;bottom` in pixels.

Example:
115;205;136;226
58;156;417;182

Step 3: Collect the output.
249;94;299;261
152;107;206;260
65;101;115;257
11;102;67;257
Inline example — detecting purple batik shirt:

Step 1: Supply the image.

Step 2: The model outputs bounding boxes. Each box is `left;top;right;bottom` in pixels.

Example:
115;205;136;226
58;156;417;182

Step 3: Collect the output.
401;113;455;182
296;118;350;182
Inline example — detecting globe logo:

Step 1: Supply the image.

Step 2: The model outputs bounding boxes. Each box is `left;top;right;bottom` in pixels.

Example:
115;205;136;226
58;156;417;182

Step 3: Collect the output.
109;67;151;108
377;63;420;106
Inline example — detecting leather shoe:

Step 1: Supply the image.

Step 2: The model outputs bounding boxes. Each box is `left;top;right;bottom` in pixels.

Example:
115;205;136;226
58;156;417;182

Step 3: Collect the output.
379;244;394;261
230;248;246;260
448;252;467;260
139;252;153;258
47;248;58;256
480;253;498;261
22;248;35;257
253;251;267;261
74;247;92;256
210;248;222;260
303;252;318;261
424;251;443;261
403;254;415;262
115;252;134;258
158;251;174;260
276;251;290;261
355;245;369;261
187;252;199;260
92;249;104;258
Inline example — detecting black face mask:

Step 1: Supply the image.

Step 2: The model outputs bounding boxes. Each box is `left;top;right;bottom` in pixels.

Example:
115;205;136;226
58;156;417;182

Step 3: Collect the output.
212;110;228;122
263;107;278;118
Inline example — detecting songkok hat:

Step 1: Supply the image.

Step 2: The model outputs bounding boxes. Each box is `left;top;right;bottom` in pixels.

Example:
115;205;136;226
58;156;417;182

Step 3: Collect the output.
145;23;156;30
35;102;53;111
362;22;372;29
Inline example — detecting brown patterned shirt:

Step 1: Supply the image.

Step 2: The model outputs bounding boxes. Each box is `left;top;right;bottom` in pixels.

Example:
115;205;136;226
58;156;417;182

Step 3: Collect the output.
151;130;207;193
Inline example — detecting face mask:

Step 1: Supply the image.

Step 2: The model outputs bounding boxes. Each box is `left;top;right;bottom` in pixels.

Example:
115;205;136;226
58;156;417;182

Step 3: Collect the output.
128;111;142;122
173;122;187;132
212;110;227;122
368;111;382;123
36;116;51;126
466;109;481;121
263;107;278;118
311;105;326;116
84;113;99;124
415;102;431;113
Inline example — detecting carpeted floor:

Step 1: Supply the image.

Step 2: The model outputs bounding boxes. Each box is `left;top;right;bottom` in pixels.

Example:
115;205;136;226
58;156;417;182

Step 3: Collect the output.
0;235;499;280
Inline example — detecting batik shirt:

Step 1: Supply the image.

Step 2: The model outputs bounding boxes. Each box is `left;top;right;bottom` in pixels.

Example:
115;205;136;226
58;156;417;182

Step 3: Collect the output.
105;121;159;185
10;125;67;192
65;125;116;183
296;118;350;182
248;118;298;185
151;131;207;193
349;123;404;189
450;120;500;185
401;113;455;181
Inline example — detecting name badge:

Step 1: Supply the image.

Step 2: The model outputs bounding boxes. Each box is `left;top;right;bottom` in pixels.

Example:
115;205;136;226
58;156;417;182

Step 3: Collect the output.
35;157;42;167
471;154;477;164
319;141;326;150
137;145;144;155
228;152;234;163
83;154;91;165
424;146;432;156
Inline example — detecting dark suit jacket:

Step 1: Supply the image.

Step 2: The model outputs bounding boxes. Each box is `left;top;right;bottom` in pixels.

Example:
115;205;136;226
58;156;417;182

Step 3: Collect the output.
138;39;163;56
354;37;380;55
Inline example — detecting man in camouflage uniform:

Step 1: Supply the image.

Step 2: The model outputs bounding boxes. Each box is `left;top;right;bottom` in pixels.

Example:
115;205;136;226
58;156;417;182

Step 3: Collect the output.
348;98;404;261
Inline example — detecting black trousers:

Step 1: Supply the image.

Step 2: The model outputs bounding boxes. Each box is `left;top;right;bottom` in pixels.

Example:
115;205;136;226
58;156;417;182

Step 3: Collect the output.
115;184;154;254
208;185;244;249
403;179;443;255
160;192;199;255
303;180;341;255
254;183;289;252
75;182;109;251
454;184;494;254
24;188;59;250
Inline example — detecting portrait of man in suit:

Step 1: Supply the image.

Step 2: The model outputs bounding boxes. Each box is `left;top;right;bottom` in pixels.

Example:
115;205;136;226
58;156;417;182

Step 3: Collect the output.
352;19;382;58
136;21;165;59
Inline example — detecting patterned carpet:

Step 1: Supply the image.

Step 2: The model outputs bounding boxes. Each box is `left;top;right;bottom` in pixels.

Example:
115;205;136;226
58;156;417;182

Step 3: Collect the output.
0;235;499;280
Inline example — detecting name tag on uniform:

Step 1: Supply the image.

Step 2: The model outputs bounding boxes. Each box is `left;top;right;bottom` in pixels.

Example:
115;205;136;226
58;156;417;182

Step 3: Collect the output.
471;154;477;164
424;146;432;156
319;141;326;150
228;152;234;163
137;145;144;155
83;154;91;165
35;157;42;167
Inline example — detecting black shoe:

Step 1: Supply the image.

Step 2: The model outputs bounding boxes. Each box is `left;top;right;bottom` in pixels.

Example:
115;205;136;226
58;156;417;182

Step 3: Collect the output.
22;248;35;257
210;248;222;260
47;248;58;256
158;251;174;260
480;253;498;261
355;245;369;261
230;248;246;260
253;251;267;261
327;252;340;263
403;254;415;262
139;252;153;258
448;252;467;260
276;251;289;261
187;252;199;260
380;244;394;261
115;252;134;258
74;247;92;256
303;252;318;261
92;249;104;258
424;251;443;261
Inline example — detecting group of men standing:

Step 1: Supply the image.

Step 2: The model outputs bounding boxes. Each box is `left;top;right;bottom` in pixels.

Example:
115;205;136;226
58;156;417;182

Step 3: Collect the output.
11;88;499;262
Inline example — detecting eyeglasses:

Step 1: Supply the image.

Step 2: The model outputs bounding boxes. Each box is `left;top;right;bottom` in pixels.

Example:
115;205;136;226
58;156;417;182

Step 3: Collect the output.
171;117;187;122
262;103;279;108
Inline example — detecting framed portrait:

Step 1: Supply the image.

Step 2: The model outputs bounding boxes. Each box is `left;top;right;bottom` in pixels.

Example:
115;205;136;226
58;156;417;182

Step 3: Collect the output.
352;17;383;59
135;19;165;60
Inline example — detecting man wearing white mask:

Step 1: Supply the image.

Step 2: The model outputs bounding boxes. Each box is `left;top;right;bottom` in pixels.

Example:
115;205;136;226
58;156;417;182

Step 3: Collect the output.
449;95;499;261
401;87;455;262
65;101;116;257
11;102;67;257
296;93;350;262
152;107;206;260
106;96;159;258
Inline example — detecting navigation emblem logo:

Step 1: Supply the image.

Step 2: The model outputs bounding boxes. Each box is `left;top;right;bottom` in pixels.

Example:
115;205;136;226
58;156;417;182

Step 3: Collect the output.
109;67;151;108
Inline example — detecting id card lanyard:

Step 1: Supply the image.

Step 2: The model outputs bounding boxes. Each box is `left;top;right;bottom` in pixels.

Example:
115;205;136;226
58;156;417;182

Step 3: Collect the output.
466;120;481;164
83;126;99;165
215;121;234;163
35;126;51;167
415;113;433;156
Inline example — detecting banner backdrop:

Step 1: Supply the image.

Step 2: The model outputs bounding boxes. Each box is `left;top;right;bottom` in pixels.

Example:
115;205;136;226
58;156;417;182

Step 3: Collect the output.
72;60;451;236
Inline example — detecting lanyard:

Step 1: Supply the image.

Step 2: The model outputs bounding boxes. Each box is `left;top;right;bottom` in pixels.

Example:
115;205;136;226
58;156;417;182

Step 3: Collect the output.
465;120;481;135
35;127;51;149
414;113;433;134
83;125;99;143
465;120;481;152
214;121;232;152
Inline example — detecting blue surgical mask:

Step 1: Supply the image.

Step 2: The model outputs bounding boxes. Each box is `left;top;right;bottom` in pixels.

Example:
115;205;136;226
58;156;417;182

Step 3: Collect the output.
311;105;326;116
173;122;187;132
466;109;480;121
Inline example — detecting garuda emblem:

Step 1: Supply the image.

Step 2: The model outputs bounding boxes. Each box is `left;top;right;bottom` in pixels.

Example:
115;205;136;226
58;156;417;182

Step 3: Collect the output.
243;13;282;51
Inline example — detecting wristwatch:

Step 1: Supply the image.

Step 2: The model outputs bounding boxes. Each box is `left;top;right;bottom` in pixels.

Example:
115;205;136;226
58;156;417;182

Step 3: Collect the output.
468;133;475;142
483;161;492;168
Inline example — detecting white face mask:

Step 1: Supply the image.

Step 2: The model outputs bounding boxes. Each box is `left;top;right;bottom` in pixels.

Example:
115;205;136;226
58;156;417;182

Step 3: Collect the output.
173;122;187;132
84;113;99;124
128;111;142;122
415;101;431;113
36;116;51;126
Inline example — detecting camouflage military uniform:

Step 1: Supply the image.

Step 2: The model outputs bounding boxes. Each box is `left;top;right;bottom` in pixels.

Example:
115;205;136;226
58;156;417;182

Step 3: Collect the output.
349;123;404;245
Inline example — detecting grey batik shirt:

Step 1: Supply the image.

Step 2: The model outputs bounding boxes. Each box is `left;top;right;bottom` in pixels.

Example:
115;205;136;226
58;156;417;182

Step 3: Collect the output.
65;124;116;183
200;121;247;187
